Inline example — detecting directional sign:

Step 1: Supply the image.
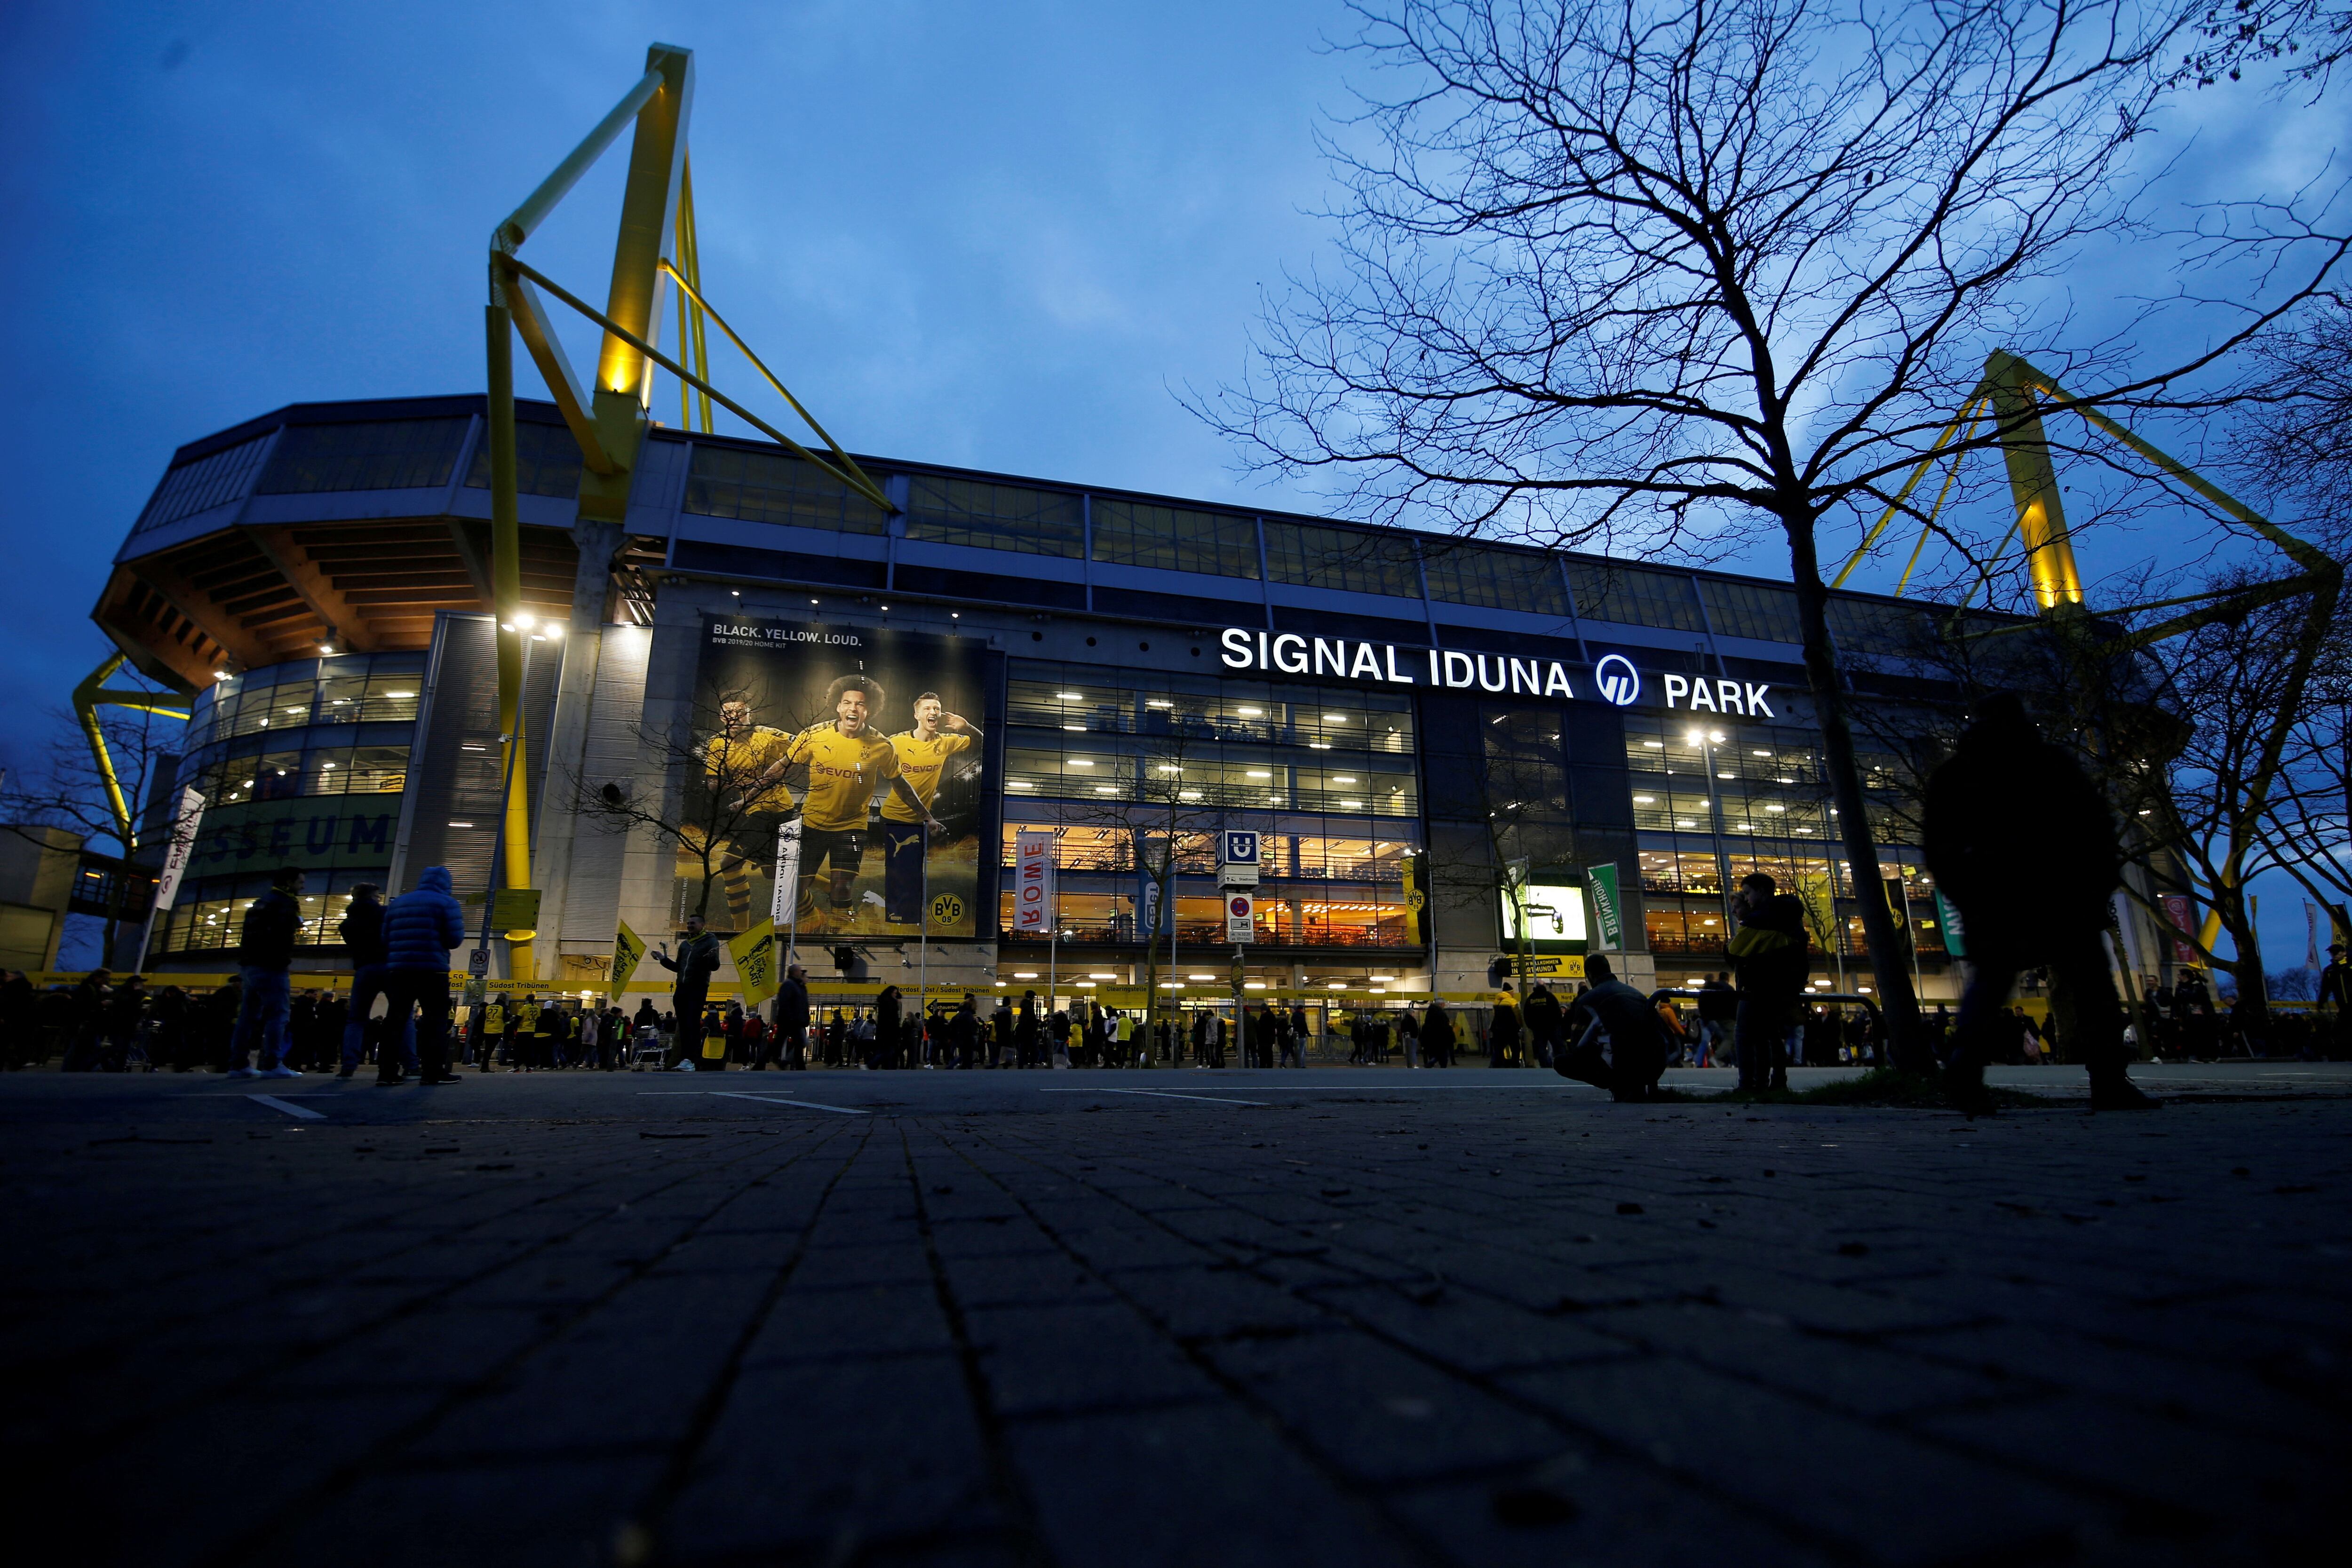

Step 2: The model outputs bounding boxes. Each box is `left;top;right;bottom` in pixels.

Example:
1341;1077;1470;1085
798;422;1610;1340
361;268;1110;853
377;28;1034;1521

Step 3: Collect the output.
1221;828;1261;887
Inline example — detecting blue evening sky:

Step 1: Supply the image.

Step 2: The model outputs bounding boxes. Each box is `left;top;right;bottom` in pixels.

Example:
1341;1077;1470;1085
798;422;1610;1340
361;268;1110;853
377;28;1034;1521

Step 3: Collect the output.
2;1;2342;969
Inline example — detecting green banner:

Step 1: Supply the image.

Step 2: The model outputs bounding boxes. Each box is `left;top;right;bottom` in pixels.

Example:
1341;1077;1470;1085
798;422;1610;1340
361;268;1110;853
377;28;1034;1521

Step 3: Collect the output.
1585;863;1623;950
1933;891;1967;958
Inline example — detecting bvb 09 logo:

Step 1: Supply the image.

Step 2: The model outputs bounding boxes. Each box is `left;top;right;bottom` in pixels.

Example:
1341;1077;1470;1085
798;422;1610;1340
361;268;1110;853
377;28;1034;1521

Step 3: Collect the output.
929;892;965;926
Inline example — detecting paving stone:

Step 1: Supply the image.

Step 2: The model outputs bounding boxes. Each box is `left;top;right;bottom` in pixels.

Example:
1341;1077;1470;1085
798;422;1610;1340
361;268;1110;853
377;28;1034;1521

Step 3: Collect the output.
6;1072;2347;1565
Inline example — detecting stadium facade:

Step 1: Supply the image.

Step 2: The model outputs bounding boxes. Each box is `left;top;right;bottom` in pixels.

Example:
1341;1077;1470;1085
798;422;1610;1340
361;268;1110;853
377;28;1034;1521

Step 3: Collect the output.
94;392;2114;1010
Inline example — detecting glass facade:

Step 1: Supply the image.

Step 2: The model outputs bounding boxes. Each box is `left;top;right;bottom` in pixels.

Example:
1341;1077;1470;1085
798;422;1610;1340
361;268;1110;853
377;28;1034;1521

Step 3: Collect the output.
906;476;1085;557
681;443;890;534
1090;498;1259;577
1262;522;1422;599
997;661;1420;949
465;418;585;500
257;418;468;494
153;651;425;957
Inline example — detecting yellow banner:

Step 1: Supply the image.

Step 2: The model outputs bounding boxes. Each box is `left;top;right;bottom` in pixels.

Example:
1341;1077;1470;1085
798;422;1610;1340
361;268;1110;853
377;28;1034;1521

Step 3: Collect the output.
1795;871;1837;951
610;919;647;996
727;918;781;1007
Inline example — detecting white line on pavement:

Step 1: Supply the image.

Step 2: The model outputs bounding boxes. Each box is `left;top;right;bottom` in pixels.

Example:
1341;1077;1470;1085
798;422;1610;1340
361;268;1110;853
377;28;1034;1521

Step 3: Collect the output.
247;1094;325;1121
706;1092;870;1116
1040;1087;1271;1106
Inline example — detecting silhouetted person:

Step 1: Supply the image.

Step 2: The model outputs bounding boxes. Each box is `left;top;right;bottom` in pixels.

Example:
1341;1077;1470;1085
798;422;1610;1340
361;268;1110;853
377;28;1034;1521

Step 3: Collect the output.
1552;954;1669;1102
381;866;466;1085
1924;694;2154;1112
1727;873;1807;1092
652;915;721;1070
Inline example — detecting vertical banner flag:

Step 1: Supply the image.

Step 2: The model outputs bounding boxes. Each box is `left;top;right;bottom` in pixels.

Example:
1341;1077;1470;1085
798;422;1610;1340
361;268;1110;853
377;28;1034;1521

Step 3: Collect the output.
1584;863;1623;949
610;919;648;995
1795;872;1837;953
1014;830;1056;936
771;820;803;924
1932;891;1967;958
1133;830;1174;938
152;788;207;913
728;918;781;1006
1226;892;1256;943
1401;851;1428;946
2159;893;2198;963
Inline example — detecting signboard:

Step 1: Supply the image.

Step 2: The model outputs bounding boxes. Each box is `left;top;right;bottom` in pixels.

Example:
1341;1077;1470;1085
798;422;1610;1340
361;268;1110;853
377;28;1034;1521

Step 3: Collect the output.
692;615;990;940
610;918;648;994
1226;892;1256;943
491;887;542;937
1013;830;1057;936
1220;829;1260;886
1506;954;1588;979
151;788;207;911
727;918;781;1007
1499;883;1589;947
468;945;491;976
1212;626;1773;714
1585;863;1623;949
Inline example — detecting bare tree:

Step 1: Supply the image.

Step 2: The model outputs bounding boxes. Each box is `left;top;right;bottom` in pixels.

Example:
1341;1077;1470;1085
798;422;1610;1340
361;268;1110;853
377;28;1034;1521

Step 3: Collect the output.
0;699;186;963
1199;0;2347;1056
570;679;821;929
2177;0;2352;88
1060;724;1225;1056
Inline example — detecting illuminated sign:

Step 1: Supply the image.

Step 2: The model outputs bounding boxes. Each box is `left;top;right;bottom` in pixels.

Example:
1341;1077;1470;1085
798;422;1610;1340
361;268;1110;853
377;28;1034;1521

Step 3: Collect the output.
1216;626;1773;714
1501;883;1590;947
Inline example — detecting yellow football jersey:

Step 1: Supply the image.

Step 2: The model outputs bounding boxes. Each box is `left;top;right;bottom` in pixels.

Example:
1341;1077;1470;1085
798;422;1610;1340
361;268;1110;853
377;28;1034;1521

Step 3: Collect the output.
786;724;900;832
700;724;796;814
882;730;975;821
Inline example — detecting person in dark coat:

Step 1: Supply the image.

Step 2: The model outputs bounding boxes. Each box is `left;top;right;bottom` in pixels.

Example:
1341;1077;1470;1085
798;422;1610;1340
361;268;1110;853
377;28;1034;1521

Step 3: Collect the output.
336;883;402;1079
380;865;467;1085
1924;693;2153;1112
1728;873;1809;1092
1418;999;1455;1068
225;867;305;1078
1524;983;1564;1069
1553;954;1671;1101
769;963;812;1069
652;915;722;1070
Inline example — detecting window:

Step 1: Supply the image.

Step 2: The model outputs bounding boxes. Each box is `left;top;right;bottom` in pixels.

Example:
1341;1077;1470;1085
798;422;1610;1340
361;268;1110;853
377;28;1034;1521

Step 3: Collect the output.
1567;562;1705;631
1262;523;1421;599
257;418;468;494
905;476;1083;557
683;445;889;535
1090;499;1259;577
1700;579;1799;643
464;419;584;499
1420;541;1569;616
1828;596;1934;655
131;433;273;537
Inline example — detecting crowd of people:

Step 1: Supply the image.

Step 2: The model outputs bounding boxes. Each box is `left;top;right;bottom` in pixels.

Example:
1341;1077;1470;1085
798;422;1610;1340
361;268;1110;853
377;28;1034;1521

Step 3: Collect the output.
8;693;2350;1105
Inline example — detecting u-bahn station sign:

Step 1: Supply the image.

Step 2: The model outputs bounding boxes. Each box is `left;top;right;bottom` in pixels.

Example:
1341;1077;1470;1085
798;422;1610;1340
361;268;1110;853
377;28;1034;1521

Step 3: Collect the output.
1217;627;1775;716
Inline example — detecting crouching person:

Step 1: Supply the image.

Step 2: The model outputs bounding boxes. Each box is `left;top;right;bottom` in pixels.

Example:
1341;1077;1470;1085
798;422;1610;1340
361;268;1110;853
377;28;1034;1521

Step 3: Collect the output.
1552;955;1669;1103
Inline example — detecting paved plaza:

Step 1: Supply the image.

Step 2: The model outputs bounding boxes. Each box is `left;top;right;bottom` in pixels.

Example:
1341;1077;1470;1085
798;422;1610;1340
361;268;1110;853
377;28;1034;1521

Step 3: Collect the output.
3;1063;2346;1566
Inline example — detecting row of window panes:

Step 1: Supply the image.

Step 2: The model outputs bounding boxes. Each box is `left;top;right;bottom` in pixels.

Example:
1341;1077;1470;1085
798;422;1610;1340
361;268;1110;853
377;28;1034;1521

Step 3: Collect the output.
995;891;1414;947
204;667;423;741
1637;847;1938;898
680;444;889;534
256;418;467;495
1006;673;1413;754
190;744;410;805
1003;751;1417;816
465;419;587;500
997;823;1417;882
158;891;372;955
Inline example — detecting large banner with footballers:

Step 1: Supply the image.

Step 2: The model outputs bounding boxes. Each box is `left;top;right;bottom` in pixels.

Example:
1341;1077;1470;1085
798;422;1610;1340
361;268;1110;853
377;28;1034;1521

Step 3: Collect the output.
684;615;990;940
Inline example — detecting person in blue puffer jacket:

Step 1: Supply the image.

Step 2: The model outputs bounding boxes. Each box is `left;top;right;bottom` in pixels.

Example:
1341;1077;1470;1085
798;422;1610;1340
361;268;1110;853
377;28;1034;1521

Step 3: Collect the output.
381;866;467;1086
